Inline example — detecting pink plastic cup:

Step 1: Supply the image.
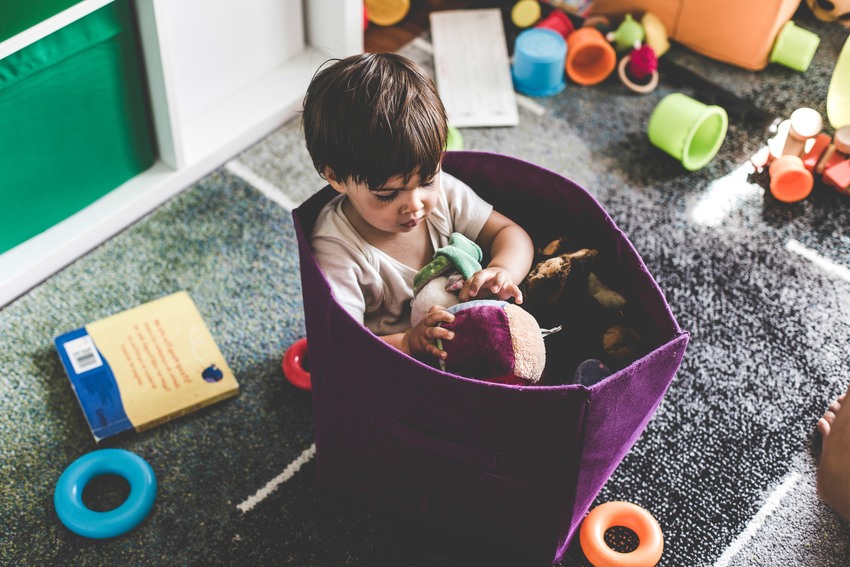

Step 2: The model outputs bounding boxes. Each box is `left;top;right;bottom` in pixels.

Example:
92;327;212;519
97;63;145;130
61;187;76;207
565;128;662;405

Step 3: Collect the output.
535;10;574;39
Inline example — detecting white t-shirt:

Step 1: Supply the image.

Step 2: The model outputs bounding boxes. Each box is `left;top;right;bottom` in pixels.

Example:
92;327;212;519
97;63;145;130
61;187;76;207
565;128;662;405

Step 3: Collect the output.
311;172;493;335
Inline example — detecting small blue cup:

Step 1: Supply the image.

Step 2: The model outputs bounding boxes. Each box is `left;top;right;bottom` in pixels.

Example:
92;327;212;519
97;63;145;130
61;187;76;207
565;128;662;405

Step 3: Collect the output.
512;28;567;97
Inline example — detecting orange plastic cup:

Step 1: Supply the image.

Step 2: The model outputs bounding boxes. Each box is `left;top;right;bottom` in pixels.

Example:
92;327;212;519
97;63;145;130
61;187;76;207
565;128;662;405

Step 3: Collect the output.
769;155;814;202
566;27;617;86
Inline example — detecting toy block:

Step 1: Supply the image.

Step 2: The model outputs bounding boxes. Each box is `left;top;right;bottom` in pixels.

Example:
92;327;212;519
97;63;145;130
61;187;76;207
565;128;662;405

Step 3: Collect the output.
816;146;847;174
802;133;832;171
824;158;850;192
782;108;823;156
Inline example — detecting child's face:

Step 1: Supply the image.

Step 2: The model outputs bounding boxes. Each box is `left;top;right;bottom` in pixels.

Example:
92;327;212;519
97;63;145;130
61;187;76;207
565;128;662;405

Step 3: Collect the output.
331;169;442;236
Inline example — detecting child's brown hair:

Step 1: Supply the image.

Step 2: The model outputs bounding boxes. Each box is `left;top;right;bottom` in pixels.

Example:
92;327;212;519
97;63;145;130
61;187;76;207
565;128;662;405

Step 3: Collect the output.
302;53;448;190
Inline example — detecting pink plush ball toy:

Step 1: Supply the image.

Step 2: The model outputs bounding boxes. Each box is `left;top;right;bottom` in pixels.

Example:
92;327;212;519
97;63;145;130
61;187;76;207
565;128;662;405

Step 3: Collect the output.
438;300;546;385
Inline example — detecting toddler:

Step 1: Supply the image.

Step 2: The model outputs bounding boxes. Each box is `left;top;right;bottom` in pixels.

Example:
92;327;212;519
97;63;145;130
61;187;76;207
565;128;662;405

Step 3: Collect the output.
302;53;533;362
818;384;850;522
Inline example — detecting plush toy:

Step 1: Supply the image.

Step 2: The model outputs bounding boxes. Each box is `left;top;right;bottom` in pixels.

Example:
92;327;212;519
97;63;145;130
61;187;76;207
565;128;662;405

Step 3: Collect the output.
521;245;601;329
410;233;482;328
410;233;547;385
409;234;642;385
438;300;546;385
519;237;644;380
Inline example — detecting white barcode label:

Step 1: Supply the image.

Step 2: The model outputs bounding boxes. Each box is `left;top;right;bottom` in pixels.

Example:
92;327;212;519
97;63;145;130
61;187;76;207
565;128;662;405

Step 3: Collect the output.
63;335;103;375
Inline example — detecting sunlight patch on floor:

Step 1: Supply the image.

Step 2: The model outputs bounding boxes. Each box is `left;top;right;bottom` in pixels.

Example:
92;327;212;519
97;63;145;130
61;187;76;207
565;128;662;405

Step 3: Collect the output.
688;163;764;227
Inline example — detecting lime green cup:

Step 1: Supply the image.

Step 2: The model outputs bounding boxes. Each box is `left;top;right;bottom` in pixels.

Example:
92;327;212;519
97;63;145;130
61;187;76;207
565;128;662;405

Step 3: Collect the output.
446;124;464;151
769;21;820;73
647;93;729;171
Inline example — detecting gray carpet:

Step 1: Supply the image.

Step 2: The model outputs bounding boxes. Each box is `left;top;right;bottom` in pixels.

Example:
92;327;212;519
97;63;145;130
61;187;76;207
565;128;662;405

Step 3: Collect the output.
0;172;315;565
3;4;850;565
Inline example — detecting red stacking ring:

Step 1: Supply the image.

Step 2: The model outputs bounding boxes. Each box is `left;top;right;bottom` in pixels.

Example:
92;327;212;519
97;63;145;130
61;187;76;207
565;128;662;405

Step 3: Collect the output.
282;338;311;391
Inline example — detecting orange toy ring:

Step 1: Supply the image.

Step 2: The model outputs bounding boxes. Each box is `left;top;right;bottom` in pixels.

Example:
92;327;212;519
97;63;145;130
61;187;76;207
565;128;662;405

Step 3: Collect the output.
282;338;311;391
580;501;664;567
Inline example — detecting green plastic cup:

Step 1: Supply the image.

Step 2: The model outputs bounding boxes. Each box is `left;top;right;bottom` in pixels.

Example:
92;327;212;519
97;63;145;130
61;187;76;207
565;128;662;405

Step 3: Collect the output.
647;93;728;171
769;21;820;72
446;124;464;151
828;35;850;129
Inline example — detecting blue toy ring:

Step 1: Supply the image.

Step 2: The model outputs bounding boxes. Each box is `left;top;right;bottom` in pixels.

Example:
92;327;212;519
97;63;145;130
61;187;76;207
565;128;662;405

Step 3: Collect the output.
54;449;157;539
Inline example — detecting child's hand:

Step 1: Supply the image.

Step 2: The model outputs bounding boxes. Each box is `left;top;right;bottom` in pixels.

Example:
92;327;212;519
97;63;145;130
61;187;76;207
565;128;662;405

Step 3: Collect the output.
460;267;523;304
403;305;455;361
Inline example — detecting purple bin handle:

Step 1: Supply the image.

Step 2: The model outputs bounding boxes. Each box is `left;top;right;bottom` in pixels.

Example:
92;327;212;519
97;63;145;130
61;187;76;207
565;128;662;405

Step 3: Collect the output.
374;412;498;468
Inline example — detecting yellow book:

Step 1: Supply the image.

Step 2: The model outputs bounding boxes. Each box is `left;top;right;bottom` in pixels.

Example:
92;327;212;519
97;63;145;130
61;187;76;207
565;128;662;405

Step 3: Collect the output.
54;291;239;443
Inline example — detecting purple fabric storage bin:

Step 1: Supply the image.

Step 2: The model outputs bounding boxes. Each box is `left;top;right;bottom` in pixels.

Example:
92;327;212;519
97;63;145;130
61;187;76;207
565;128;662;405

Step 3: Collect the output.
293;152;689;564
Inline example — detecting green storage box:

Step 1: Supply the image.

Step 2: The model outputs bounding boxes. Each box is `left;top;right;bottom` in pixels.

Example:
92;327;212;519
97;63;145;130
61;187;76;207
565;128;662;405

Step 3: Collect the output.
0;0;86;44
0;0;154;254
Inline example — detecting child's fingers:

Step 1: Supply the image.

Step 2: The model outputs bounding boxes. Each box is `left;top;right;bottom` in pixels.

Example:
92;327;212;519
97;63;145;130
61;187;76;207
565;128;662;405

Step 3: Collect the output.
426;325;454;342
462;269;519;301
496;283;522;303
458;284;472;302
465;275;484;298
489;271;507;294
467;277;497;300
824;410;837;426
427;343;448;360
818;417;831;436
426;308;454;326
514;288;524;304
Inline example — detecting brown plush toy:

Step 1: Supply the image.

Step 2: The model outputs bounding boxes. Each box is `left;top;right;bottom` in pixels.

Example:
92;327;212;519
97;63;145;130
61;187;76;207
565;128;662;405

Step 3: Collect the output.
522;246;599;329
520;238;643;382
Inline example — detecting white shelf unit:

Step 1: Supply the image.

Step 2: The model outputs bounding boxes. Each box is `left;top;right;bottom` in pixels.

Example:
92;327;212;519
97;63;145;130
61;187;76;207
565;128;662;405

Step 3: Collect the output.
0;0;362;307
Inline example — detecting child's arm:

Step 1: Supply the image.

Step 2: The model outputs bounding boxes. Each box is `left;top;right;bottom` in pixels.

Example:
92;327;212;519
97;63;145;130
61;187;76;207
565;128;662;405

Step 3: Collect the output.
380;305;456;360
462;210;534;303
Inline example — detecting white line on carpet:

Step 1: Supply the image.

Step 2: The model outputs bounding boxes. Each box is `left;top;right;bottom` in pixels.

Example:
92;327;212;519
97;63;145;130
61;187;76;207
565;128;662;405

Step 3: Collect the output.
225;160;298;211
713;471;802;566
237;443;317;513
786;239;850;284
411;36;433;54
515;94;546;116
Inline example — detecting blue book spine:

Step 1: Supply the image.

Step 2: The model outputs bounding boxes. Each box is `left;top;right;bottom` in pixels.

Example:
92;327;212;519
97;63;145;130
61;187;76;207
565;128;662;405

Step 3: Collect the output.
54;328;133;442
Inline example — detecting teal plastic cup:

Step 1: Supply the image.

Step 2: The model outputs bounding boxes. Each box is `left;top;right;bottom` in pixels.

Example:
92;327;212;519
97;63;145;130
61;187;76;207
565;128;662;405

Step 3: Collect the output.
647;93;728;171
511;28;567;97
769;20;820;72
